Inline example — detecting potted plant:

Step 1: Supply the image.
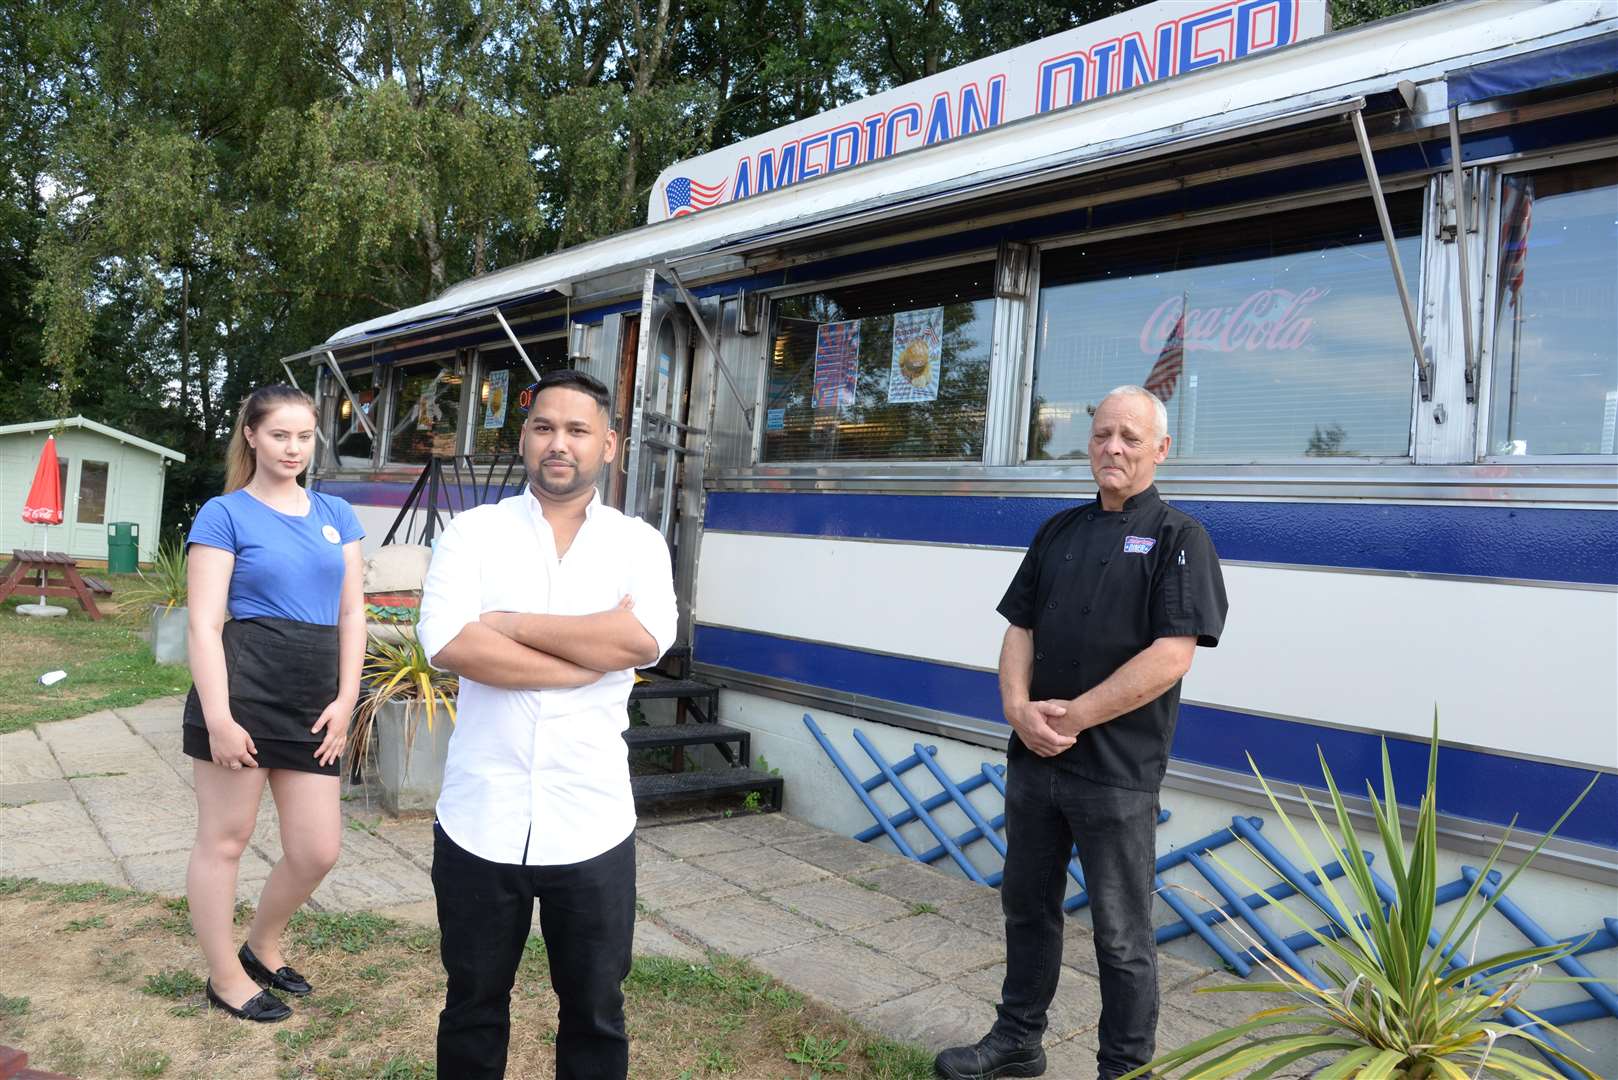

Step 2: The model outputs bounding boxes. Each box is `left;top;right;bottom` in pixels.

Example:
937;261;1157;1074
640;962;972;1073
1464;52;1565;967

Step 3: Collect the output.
1130;718;1598;1079
119;539;189;664
349;631;457;815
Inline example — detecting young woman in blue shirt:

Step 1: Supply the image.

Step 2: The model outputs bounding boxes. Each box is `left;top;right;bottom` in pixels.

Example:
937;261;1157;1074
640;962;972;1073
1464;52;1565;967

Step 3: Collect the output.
182;385;365;1022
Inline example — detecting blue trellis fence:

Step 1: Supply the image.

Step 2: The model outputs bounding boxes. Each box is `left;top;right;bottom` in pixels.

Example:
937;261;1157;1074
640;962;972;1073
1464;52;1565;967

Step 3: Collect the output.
802;713;1618;1077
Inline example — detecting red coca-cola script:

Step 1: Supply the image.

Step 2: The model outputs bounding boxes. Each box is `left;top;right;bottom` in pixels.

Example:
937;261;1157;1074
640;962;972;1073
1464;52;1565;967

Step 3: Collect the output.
1138;287;1328;354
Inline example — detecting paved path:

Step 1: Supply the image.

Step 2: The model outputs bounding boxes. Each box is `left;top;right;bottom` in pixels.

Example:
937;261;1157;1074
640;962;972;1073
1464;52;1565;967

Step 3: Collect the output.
0;699;1258;1072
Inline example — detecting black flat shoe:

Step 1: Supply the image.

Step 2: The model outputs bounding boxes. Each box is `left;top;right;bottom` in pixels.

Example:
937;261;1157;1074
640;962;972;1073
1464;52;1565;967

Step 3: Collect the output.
239;942;313;997
205;979;292;1023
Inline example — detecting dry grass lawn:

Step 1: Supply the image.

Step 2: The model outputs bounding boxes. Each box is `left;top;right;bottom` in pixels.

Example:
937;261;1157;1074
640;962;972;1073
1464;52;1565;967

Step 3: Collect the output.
0;877;934;1080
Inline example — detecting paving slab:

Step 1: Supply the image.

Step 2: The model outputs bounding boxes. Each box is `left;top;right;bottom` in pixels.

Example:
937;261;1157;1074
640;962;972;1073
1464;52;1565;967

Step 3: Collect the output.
632;917;709;963
636;820;762;858
687;844;828;891
17;857;131;888
751;936;933;1011
1169;969;1263;1031
717;811;825;845
776;833;914;876
658;893;827;957
374;898;440;927
370;816;435;868
765;877;913;932
634;857;743;912
855;982;996;1049
114;697;187;734
38;710;164;777
123;846;272;898
0;730;61;783
0;798;115;872
855;860;989;906
851;912;1003;978
309;856;435;911
935;887;1005;938
1060;915;1104;978
956;962;1103;1041
0;779;74;806
1041;1035;1100;1074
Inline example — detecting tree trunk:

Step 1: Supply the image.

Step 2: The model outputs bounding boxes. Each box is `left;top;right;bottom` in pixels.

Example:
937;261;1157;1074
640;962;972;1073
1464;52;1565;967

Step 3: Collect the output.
178;264;190;422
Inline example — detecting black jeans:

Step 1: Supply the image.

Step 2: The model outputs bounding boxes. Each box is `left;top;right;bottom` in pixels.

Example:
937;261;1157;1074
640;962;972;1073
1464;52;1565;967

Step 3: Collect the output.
433;824;636;1080
993;758;1160;1080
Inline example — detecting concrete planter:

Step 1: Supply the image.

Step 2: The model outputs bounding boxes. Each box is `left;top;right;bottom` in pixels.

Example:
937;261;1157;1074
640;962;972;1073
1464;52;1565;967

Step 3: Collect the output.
151;605;189;665
371;699;453;815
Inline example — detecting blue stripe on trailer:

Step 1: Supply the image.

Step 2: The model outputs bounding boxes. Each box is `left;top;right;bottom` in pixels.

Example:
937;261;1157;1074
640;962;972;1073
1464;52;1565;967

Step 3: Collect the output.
692;624;1618;848
703;491;1618;586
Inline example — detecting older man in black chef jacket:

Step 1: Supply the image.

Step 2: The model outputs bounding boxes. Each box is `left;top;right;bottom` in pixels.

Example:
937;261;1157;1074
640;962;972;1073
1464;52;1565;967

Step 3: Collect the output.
935;385;1229;1080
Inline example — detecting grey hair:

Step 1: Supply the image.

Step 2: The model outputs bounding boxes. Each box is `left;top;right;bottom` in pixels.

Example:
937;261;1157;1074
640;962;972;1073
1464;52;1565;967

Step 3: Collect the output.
1098;385;1169;440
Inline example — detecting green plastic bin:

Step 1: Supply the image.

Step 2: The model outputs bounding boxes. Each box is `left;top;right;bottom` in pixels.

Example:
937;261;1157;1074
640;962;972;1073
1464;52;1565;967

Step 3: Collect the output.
107;522;140;573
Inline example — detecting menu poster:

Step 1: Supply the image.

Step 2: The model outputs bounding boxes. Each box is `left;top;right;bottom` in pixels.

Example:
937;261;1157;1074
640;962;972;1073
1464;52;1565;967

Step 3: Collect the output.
888;307;943;403
416;390;436;431
484;369;509;429
812;320;860;411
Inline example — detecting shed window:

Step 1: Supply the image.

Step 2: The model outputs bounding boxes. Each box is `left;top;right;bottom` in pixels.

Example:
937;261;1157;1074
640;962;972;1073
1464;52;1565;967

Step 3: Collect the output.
77;460;108;524
471;339;568;457
329;369;376;469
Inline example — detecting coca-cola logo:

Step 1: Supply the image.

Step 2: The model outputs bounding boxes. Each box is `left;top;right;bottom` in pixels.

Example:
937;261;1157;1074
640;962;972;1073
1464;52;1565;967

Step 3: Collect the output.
1138;287;1329;354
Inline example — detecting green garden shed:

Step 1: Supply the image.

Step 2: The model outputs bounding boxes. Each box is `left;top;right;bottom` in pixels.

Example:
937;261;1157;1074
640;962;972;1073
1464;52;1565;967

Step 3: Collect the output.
0;417;185;565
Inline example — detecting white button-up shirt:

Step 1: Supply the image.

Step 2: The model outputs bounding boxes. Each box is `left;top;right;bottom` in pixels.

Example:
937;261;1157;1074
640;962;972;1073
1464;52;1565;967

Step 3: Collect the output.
416;490;677;866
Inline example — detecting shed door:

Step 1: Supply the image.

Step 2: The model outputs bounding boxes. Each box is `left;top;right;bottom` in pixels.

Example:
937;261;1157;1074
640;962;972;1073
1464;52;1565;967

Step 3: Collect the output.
67;455;117;560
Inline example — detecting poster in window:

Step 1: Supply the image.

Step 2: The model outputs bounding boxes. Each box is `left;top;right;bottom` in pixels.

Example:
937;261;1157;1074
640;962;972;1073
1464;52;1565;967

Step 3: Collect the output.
812;320;860;410
484;369;509;429
888;307;943;403
416;389;436;432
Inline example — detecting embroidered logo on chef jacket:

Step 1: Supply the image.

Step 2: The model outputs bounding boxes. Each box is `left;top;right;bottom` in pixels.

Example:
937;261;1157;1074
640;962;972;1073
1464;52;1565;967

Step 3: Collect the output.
1122;535;1155;555
322;524;342;544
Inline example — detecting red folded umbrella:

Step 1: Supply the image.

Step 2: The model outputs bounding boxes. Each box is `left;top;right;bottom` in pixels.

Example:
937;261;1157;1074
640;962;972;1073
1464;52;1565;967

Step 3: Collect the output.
22;434;64;525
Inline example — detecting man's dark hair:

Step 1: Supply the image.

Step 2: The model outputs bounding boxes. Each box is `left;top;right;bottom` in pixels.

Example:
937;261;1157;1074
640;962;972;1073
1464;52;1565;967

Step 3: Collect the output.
534;368;611;414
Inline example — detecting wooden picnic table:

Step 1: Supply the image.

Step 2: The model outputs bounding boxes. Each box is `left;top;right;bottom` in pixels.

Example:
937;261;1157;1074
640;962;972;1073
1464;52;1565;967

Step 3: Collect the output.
0;550;108;621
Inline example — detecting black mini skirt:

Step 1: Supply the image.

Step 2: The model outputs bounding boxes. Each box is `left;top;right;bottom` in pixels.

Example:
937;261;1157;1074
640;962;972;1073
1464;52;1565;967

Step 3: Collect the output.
183;616;342;776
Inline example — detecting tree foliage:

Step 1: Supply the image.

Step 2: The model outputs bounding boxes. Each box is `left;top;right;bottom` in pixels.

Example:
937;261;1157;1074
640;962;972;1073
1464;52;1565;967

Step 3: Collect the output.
0;0;1435;532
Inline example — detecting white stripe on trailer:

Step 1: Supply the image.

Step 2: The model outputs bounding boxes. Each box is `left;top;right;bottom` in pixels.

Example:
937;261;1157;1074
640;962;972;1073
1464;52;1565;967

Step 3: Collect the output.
694;531;1618;769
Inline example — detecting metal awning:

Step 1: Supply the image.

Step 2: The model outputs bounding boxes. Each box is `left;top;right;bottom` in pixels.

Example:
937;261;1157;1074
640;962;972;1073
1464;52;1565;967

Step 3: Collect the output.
1448;30;1618;106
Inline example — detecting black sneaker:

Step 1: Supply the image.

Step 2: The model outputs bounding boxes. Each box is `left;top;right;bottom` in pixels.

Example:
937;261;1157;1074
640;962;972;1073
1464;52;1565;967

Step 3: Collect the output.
934;1033;1046;1079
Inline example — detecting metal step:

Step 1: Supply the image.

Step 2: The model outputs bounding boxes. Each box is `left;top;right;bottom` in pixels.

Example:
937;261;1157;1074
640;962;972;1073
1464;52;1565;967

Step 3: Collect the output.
631;769;783;812
630;676;717;702
623;722;749;754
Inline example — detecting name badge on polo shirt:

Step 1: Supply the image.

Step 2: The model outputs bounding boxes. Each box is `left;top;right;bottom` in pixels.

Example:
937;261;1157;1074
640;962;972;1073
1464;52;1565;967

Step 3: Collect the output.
322;524;342;544
1122;535;1155;555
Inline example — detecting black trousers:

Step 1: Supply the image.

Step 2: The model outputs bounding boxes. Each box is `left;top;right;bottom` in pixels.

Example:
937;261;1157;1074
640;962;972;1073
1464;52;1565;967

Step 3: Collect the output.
992;758;1161;1080
433;823;636;1080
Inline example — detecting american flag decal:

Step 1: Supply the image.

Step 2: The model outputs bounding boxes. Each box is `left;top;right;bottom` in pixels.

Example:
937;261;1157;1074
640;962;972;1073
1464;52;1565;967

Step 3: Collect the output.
1144;296;1186;403
665;175;728;216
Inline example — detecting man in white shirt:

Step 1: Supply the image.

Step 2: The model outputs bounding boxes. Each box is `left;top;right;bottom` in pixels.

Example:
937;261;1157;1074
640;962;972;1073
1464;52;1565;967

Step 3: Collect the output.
416;369;677;1080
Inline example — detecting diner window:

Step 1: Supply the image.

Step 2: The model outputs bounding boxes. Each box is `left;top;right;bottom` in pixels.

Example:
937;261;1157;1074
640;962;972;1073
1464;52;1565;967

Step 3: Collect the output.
1027;194;1423;461
762;262;995;462
1486;160;1618;457
470;338;568;457
329;369;376;469
385;358;465;465
77;461;108;524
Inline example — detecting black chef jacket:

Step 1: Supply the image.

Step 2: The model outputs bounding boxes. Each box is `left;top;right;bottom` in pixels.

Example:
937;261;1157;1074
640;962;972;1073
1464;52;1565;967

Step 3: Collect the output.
997;485;1228;792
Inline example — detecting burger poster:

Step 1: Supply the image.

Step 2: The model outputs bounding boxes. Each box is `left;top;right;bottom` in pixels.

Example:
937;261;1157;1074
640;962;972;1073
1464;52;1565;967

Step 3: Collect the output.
888;307;943;404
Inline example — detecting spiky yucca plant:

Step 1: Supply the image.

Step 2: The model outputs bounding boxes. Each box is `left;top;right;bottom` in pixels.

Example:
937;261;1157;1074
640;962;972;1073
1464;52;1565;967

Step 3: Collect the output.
117;539;188;617
349;632;458;774
1128;717;1598;1080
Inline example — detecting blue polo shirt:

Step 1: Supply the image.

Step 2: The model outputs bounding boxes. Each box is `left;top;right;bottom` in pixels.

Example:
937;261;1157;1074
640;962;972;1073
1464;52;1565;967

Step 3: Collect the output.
187;489;364;626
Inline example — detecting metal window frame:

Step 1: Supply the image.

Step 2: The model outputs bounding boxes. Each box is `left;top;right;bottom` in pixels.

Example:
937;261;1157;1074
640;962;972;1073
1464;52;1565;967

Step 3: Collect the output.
1475;144;1618;465
752;251;1006;469
1020;180;1434;467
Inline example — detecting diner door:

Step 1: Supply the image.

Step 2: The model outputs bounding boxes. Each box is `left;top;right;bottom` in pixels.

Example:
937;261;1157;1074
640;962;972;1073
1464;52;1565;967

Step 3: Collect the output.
622;292;696;543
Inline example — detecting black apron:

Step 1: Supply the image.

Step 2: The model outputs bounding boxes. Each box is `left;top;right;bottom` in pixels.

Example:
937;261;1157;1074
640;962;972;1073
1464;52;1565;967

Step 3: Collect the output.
183;617;339;744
